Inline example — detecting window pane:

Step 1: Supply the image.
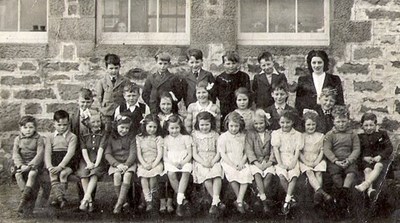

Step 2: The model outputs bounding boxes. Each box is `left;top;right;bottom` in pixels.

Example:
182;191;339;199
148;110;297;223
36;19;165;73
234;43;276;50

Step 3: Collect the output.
269;0;295;33
240;0;267;32
159;0;185;33
298;0;324;33
20;0;47;32
103;0;128;32
0;0;18;31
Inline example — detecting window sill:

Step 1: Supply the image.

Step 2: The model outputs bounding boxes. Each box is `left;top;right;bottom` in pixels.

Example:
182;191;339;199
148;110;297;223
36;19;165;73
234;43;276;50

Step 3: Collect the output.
0;32;48;43
99;32;190;45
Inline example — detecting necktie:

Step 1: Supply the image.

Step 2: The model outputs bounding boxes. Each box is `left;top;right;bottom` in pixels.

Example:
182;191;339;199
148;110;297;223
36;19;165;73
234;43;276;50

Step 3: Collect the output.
194;71;199;78
323;110;331;115
277;107;283;115
111;77;116;86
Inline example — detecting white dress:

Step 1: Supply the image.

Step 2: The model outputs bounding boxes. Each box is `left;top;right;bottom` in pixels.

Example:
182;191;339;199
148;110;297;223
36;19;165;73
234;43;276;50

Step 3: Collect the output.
299;132;326;173
164;134;193;172
136;135;164;177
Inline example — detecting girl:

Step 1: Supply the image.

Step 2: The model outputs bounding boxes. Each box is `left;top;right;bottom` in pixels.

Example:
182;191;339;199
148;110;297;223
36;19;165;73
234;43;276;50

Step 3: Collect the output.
299;110;331;205
271;110;303;215
244;109;275;214
104;116;137;214
185;81;221;133
192;111;224;215
77;113;107;212
136;114;164;212
356;112;393;200
234;87;255;131
163;114;193;217
158;91;180;127
218;112;253;214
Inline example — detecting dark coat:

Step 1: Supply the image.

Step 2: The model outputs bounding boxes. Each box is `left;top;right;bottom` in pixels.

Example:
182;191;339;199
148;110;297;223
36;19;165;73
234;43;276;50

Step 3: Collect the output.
182;69;215;107
252;72;287;110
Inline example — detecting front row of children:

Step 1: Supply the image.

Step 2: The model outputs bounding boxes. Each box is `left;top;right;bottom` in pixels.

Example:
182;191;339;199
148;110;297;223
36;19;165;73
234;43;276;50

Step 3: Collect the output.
13;101;393;218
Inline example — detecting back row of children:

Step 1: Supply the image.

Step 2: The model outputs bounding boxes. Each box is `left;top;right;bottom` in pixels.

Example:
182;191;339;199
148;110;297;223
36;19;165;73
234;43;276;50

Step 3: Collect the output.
13;49;393;219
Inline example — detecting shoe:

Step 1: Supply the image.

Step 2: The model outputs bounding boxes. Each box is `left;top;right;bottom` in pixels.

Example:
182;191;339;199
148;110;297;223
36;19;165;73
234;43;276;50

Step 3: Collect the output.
79;200;89;211
59;199;67;209
209;205;218;214
167;204;174;213
113;203;122;214
51;200;59;207
281;202;290;215
320;190;332;202
355;181;370;192
234;201;245;214
217;202;226;211
368;189;377;201
88;202;94;213
145;201;153;212
176;204;184;217
313;191;324;205
243;201;250;211
262;200;271;214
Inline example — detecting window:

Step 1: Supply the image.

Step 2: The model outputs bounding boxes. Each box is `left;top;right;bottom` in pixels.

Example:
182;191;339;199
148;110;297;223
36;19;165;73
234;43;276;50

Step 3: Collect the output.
98;0;190;45
0;0;48;43
238;0;329;46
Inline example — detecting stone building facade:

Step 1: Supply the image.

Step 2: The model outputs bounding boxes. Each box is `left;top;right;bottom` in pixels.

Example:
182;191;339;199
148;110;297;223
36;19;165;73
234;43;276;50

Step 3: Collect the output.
1;0;400;176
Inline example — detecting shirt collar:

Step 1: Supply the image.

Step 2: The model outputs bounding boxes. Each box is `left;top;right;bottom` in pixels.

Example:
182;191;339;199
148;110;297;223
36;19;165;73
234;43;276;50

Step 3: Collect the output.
312;72;326;79
331;127;352;134
275;104;286;110
260;68;279;76
55;130;69;137
20;132;39;139
127;102;140;111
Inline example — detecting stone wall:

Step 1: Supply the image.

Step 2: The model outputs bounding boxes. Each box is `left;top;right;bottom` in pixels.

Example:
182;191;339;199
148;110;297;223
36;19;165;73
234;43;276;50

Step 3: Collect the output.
1;0;400;176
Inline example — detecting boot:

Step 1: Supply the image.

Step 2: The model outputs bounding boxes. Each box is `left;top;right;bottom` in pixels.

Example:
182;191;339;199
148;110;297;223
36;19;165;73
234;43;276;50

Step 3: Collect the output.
50;181;61;206
59;182;68;209
113;183;130;214
17;186;33;214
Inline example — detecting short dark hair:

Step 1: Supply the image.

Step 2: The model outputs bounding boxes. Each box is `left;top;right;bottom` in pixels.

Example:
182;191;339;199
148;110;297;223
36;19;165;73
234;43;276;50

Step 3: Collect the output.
306;50;329;74
331;105;350;119
361;112;377;124
320;87;337;100
53;110;69;122
105;53;121;67
280;110;298;124
186;49;203;61
223;111;245;132
123;83;140;94
194;111;216;131
271;80;289;93
19;116;37;127
155;52;171;62
222;51;240;64
138;114;162;137
79;88;94;100
257;51;273;63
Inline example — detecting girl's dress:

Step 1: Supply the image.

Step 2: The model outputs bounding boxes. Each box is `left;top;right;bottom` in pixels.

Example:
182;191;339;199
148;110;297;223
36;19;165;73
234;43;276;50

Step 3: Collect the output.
190;101;218;120
299;132;326;173
164;134;193;172
136;135;164;177
235;109;255;131
76;129;107;178
105;133;137;175
271;128;304;181
218;131;253;184
245;130;276;177
192;130;223;184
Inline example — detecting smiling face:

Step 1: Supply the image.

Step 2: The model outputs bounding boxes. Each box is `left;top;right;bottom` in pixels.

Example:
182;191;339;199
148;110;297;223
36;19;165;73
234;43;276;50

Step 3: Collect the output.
305;119;317;134
117;123;130;137
168;122;181;137
320;95;336;111
124;91;140;106
311;56;324;75
196;87;209;103
362;120;376;135
253;117;266;133
271;89;288;105
223;58;239;74
188;56;203;72
78;96;93;111
20;122;36;137
279;116;293;133
333;117;349;132
160;97;173;115
198;119;212;134
54;118;69;134
260;58;274;74
146;121;158;136
156;60;170;74
89;114;102;132
106;63;120;78
236;93;249;110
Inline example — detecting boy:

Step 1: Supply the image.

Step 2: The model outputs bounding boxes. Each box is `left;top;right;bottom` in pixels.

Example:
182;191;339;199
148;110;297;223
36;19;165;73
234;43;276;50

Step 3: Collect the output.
95;54;130;131
314;87;337;134
114;83;150;136
142;52;185;114
265;81;298;131
182;48;215;106
323;105;360;212
44;110;78;209
252;52;287;110
12;116;45;215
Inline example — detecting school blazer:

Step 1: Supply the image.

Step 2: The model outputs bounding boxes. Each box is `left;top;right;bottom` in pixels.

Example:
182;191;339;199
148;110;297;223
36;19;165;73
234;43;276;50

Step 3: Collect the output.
95;75;129;117
295;73;344;114
252;72;287;110
245;130;275;164
142;71;185;113
182;69;215;107
265;104;299;131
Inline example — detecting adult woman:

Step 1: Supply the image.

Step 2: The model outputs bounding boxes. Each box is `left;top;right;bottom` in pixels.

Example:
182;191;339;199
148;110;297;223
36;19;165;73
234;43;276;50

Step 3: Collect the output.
295;50;344;114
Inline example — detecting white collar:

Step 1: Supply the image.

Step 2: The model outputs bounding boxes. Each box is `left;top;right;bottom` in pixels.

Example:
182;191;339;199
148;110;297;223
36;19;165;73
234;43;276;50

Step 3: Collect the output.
54;130;68;137
127;102;140;111
260;68;279;76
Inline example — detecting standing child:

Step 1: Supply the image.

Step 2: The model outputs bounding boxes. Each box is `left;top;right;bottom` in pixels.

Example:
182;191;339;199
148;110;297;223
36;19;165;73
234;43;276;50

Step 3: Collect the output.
105;116;137;214
185;81;221;133
218;112;253;214
163;115;193;217
114;83;150;136
252;51;287;110
245;109;275;214
212;51;251;127
77;113;107;212
95;54;130;131
13;116;45;215
136;114;164;212
234;87;255;131
142;52;185;114
183;48;215;107
265;81;298;131
44;110;78;209
271;110;304;215
323;105;360;211
299;110;331;205
314;87;337;134
192;111;224;215
355;113;393;200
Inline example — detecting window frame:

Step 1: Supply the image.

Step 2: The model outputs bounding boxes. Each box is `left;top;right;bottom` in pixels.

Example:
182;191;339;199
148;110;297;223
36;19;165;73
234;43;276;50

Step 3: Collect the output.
0;0;48;43
97;0;191;45
237;0;330;46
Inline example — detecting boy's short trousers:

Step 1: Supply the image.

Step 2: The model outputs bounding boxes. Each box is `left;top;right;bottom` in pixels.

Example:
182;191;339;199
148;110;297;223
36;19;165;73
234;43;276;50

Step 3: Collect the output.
327;161;357;176
51;151;68;167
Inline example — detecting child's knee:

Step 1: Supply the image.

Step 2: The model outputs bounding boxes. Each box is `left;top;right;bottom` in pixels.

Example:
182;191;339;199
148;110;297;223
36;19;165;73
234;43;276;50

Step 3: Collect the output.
123;172;133;183
375;162;384;170
28;170;38;179
114;173;122;183
60;168;72;180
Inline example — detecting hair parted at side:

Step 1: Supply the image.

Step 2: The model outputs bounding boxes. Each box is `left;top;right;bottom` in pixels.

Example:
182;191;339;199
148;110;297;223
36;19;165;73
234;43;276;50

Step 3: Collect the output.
280;110;298;123
79;88;94;100
19;115;37;127
123;82;140;94
222;51;240;64
306;50;329;74
361;112;377;124
234;87;253;108
194;111;216;131
54;110;69;122
155;52;171;62
257;51;273;63
105;53;121;67
138;114;162;137
223;111;245;132
320;87;338;100
271;80;289;93
186;48;203;61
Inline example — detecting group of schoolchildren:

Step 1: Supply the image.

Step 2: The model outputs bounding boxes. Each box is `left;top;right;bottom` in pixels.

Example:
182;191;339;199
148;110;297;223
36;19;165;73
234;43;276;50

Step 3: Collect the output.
12;49;393;220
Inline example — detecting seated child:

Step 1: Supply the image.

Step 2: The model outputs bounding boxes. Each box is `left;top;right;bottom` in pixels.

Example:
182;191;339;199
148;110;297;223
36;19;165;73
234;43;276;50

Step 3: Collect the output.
105;116;137;214
355;112;393;201
219;112;253;214
314;87;337;134
245;109;275;214
185;81;221;133
272;110;303;215
44;110;78;209
71;88;96;136
323;105;360;210
252;51;287;110
234;87;255;131
12;116;45;215
77;112;107;212
114;83;150;136
299;110;331;205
